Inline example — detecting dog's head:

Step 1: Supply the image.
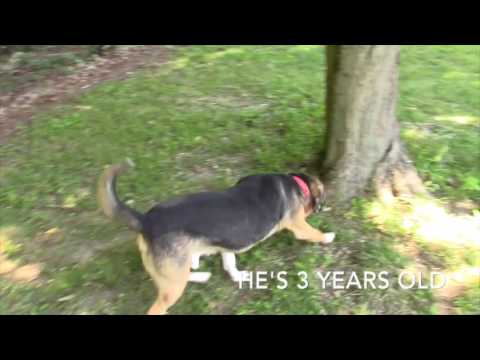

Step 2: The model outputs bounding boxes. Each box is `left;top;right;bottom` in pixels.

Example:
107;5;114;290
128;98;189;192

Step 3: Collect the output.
289;173;327;213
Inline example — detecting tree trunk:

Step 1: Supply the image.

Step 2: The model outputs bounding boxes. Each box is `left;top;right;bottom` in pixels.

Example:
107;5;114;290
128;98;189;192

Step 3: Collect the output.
322;45;425;205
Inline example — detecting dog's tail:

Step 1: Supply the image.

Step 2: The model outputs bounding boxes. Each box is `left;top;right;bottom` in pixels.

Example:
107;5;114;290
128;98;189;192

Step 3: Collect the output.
97;158;144;232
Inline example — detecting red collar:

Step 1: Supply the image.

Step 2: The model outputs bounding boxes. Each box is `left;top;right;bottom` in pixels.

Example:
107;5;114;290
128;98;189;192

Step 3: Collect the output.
292;176;311;200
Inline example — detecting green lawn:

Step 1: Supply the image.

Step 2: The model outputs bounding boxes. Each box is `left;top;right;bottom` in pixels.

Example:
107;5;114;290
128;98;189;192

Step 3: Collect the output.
1;45;479;315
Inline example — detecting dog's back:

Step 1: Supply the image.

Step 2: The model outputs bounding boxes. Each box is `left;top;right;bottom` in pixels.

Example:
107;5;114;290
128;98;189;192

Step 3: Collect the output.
143;174;297;252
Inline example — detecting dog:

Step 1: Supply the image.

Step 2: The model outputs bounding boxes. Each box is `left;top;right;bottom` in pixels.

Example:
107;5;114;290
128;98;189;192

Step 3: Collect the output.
97;159;335;315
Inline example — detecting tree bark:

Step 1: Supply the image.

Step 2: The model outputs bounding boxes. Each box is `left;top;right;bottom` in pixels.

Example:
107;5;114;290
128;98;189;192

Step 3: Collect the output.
322;45;425;205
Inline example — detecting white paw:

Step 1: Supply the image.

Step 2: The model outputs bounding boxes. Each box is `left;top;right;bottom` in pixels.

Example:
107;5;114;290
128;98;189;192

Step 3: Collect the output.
230;270;251;283
324;232;336;244
191;254;200;270
189;272;211;283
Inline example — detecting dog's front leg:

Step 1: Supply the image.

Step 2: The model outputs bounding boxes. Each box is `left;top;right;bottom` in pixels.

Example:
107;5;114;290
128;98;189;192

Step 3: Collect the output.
285;208;335;244
287;220;335;244
221;252;251;283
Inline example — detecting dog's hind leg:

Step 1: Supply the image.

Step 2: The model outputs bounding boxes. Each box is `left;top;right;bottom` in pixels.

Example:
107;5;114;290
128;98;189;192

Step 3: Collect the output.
221;252;251;283
146;259;191;315
148;278;189;315
137;235;191;315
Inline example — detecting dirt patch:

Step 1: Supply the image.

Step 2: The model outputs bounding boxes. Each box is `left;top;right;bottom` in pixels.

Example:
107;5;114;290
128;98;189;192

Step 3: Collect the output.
174;152;251;183
449;199;479;216
0;253;43;283
434;267;480;315
0;45;172;144
27;209;134;267
191;95;270;110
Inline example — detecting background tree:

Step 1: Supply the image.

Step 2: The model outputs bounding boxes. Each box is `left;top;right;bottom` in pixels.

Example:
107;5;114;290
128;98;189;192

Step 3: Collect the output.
321;45;425;205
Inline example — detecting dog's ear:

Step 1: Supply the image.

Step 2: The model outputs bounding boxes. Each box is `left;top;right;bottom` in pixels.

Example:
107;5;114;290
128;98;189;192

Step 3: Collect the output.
290;173;325;208
309;176;324;199
308;176;326;211
290;173;323;197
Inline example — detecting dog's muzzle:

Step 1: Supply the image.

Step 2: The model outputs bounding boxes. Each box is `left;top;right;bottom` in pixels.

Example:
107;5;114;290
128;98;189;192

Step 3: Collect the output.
314;193;327;213
314;199;324;213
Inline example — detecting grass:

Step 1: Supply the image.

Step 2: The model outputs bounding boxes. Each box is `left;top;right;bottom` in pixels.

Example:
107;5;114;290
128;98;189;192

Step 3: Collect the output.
454;285;480;315
399;46;480;201
0;45;479;314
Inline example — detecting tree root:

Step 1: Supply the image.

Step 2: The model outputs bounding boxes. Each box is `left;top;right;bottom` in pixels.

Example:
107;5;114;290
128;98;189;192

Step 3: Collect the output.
374;138;427;204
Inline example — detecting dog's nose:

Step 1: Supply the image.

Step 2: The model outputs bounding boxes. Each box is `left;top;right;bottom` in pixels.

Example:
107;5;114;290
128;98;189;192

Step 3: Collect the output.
316;197;327;212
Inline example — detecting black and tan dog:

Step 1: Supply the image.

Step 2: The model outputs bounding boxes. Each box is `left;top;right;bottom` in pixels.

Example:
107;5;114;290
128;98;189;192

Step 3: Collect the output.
97;159;335;315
